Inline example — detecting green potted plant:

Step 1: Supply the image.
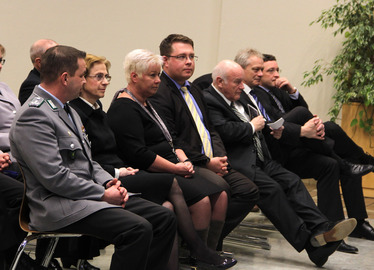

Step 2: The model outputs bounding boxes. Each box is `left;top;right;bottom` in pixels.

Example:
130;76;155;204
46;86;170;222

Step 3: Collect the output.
302;0;374;135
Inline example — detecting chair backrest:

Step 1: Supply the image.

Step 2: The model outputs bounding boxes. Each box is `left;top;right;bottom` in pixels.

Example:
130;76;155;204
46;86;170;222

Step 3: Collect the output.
18;165;40;234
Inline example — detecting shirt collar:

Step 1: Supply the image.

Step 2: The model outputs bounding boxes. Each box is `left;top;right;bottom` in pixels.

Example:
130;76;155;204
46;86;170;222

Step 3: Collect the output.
211;84;231;106
164;71;190;90
38;84;64;108
243;83;252;95
258;85;270;92
79;96;100;110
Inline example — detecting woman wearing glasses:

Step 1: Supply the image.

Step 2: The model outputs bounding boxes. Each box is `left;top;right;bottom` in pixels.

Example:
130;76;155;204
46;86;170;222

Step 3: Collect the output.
70;53;236;269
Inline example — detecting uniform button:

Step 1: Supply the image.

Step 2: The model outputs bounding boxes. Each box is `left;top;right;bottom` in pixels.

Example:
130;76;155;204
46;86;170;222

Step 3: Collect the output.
70;143;74;149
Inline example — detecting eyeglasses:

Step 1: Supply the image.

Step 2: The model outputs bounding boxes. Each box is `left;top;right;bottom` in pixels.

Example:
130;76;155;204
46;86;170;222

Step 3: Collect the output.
167;54;198;62
86;73;111;82
0;58;5;65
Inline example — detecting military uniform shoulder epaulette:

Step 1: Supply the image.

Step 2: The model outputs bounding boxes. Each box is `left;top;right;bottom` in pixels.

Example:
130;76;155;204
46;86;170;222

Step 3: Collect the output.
28;96;45;107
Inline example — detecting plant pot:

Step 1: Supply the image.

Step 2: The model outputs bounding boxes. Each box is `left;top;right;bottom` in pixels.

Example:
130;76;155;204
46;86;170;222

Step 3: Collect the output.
341;102;374;198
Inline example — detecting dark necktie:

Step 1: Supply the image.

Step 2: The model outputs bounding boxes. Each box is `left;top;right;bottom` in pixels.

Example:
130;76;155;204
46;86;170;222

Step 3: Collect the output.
230;102;264;161
249;91;271;121
64;104;77;131
267;90;285;114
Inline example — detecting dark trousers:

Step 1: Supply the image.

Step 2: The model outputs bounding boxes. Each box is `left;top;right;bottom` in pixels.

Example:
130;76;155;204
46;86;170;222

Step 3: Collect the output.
251;160;327;252
285;147;346;222
56;197;176;270
0;173;26;269
282;109;368;221
197;167;259;245
324;121;368;220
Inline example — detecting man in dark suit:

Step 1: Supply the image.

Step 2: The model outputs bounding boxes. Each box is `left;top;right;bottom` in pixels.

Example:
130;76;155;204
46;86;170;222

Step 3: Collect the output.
19;39;58;105
233;48;369;253
202;59;357;267
149;34;259;251
10;45;176;270
257;53;374;242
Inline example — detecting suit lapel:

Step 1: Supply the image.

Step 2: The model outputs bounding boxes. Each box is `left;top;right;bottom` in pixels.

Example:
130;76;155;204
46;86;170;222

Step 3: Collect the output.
207;86;240;121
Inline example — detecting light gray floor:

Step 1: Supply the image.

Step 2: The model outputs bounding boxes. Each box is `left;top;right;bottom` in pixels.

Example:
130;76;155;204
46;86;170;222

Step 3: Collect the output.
78;214;374;270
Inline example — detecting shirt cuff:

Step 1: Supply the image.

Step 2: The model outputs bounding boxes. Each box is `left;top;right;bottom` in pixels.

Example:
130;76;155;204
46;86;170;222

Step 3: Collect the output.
249;122;256;134
114;168;120;179
289;88;299;100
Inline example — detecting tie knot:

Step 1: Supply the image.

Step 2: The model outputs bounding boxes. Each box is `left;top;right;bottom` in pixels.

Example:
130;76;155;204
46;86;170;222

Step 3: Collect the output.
230;102;235;108
181;86;188;93
64;104;70;114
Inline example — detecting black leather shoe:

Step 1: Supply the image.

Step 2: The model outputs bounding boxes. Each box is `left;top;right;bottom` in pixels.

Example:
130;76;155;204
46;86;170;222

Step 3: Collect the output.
341;161;373;177
190;256;237;269
350;220;374;240
307;240;341;267
310;218;357;247
62;258;100;270
77;259;100;270
360;152;374;166
48;259;62;270
337;240;358;254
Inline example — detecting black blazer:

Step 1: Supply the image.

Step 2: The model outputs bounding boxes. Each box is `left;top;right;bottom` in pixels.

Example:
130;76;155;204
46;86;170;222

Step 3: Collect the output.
19;68;40;105
203;85;272;179
252;86;335;158
69;98;124;177
149;72;227;166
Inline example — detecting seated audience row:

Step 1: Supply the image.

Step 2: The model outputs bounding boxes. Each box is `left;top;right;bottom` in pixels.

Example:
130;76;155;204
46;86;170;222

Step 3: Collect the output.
1;32;373;269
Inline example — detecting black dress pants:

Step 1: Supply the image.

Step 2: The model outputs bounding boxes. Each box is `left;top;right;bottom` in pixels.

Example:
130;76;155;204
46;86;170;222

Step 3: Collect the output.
0;173;26;268
56;197;176;270
324;121;368;220
248;160;327;252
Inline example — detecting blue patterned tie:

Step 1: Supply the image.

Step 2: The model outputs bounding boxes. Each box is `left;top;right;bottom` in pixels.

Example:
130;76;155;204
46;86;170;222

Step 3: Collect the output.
249;91;271;121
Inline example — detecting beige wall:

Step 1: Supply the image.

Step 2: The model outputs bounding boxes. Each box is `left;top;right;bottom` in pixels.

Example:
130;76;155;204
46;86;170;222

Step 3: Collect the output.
1;0;342;120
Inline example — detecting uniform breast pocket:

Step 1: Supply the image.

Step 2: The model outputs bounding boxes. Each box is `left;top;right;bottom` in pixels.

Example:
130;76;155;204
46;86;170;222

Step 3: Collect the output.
58;136;84;168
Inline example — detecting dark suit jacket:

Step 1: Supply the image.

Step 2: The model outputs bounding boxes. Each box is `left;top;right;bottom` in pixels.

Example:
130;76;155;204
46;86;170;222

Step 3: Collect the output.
19;68;41;105
251;86;310;147
203;85;271;179
149;72;226;166
69;98;124;177
255;86;308;113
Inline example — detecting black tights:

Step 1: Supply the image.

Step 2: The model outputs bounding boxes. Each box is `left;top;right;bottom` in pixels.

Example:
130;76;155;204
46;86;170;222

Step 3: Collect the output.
166;178;223;269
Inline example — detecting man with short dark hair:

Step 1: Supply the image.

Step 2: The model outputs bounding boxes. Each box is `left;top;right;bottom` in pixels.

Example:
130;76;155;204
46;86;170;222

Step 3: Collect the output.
150;34;259;251
234;48;370;253
10;45;176;270
257;53;374;242
202;59;357;267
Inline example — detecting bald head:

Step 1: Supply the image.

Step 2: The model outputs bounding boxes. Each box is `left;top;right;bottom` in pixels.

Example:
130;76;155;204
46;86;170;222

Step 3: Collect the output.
30;39;58;70
212;60;244;101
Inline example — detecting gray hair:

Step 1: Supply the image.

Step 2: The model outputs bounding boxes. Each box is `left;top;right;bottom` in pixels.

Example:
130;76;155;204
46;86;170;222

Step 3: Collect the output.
234;48;263;69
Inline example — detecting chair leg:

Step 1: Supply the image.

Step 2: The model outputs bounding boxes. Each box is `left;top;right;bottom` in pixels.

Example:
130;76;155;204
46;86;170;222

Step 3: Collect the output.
9;234;39;270
41;237;60;267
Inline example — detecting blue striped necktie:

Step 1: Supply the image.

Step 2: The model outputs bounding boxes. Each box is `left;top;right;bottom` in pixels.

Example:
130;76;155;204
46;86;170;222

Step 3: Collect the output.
249;91;271;121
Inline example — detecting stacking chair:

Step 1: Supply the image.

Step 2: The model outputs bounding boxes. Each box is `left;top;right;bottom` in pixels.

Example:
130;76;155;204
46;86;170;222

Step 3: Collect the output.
9;166;82;270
